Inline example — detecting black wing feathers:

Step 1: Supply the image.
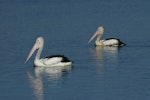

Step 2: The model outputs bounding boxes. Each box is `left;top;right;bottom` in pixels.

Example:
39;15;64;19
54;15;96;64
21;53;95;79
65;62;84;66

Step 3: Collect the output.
45;55;71;62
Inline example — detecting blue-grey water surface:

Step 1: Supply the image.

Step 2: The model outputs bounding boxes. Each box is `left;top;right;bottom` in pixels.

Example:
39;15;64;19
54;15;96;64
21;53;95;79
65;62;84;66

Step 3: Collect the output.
0;0;150;100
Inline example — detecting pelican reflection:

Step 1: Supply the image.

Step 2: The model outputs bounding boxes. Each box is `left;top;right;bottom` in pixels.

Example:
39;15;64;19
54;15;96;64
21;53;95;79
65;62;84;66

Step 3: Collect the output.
27;70;43;100
26;65;72;100
89;46;119;78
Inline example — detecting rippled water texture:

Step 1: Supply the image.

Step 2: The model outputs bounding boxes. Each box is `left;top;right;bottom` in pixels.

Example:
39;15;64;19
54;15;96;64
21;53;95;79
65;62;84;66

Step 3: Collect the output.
0;0;150;100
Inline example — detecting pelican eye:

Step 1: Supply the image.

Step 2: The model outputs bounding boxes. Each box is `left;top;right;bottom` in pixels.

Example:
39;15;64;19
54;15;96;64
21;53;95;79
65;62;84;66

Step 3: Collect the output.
36;40;40;44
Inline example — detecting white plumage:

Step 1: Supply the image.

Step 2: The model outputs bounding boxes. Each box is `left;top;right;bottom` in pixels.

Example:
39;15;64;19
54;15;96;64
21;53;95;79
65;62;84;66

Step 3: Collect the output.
25;37;72;67
88;26;125;47
43;57;62;65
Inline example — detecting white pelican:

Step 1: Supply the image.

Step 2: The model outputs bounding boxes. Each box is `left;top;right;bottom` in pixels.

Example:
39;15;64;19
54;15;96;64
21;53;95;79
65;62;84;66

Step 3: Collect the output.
25;37;72;67
88;26;125;46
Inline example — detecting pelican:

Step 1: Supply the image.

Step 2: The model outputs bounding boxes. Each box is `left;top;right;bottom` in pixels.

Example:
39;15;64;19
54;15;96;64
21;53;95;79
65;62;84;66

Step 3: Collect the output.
25;37;72;67
88;26;125;46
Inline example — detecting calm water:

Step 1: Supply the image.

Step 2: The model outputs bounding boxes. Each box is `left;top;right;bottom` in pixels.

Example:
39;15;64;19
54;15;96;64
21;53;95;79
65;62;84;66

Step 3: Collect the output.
0;0;150;100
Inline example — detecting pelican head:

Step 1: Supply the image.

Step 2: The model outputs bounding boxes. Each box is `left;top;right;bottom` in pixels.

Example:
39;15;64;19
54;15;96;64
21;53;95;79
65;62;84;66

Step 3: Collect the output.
88;26;104;43
25;37;44;63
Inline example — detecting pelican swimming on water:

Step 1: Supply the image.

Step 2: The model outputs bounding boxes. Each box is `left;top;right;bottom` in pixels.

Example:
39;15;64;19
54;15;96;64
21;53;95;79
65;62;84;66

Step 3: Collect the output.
25;37;72;67
88;26;125;47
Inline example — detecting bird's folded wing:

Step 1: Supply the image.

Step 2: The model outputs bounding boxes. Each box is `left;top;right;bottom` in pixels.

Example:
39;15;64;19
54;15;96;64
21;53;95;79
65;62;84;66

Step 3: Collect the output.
43;57;62;65
103;39;118;46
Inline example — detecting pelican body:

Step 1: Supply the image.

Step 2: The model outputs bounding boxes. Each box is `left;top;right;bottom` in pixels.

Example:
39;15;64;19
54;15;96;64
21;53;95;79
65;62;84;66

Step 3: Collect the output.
25;37;72;67
88;26;125;47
